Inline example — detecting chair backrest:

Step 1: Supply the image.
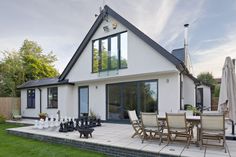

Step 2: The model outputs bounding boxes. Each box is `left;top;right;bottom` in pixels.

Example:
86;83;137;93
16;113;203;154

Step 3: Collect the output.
178;110;193;116
141;112;158;128
201;113;225;131
12;109;20;116
203;111;220;114
166;113;186;129
128;110;139;122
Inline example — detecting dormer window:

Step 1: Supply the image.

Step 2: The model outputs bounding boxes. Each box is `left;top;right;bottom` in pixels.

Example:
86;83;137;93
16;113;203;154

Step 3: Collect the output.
92;31;127;73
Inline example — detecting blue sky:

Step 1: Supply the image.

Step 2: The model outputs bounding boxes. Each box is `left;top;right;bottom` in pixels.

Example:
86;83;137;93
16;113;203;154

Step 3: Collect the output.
0;0;236;78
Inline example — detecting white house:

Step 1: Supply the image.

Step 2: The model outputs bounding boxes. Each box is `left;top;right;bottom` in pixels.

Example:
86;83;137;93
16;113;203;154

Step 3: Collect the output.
18;5;203;121
197;84;212;110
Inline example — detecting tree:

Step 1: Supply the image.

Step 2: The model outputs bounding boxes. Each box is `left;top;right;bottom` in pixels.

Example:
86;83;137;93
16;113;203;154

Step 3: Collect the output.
197;72;216;86
0;39;59;97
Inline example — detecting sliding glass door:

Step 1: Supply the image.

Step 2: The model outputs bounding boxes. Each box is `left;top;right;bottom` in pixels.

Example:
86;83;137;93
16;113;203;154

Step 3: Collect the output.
107;80;158;120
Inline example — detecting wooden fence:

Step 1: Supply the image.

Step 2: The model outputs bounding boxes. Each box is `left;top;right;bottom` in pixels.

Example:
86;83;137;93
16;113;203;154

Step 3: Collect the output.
0;97;20;119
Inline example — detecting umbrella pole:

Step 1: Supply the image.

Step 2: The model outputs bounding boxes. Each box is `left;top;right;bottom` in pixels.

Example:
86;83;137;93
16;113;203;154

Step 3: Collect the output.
231;120;235;135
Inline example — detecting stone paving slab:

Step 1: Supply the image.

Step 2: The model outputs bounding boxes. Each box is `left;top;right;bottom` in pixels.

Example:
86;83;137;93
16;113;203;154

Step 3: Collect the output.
6;122;235;157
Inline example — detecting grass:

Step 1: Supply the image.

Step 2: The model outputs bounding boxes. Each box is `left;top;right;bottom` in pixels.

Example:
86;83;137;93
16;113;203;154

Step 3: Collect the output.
0;123;106;157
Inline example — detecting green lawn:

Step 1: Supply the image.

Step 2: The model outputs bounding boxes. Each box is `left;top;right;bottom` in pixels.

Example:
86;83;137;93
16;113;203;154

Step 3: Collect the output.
0;123;106;157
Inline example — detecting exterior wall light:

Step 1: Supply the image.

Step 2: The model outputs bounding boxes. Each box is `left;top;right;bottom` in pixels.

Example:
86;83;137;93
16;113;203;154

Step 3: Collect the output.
166;79;170;83
112;22;117;29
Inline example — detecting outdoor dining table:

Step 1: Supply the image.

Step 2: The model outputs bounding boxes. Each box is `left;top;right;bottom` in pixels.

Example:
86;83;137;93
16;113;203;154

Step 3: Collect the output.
157;115;201;144
157;114;229;145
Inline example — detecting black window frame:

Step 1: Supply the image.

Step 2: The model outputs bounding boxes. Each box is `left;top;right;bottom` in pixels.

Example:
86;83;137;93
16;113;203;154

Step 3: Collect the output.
106;79;158;121
47;87;58;109
92;31;128;73
27;89;35;109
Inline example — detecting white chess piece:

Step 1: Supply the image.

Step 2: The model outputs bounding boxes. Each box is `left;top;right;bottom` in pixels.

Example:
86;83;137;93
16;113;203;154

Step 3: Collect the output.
44;118;49;128
39;119;44;129
34;120;39;129
50;116;54;127
55;117;59;127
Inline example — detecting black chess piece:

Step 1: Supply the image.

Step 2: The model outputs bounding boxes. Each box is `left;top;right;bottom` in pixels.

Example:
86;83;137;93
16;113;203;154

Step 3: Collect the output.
59;122;64;132
97;118;101;126
63;122;68;132
80;118;84;127
70;119;74;130
75;119;79;130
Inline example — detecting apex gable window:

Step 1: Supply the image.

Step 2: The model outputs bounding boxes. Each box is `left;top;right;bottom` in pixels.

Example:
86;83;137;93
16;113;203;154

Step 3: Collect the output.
92;31;128;73
27;89;35;108
47;87;58;108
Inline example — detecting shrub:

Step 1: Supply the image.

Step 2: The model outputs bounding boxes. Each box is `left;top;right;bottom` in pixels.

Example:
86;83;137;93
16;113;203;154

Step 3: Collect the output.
0;115;6;124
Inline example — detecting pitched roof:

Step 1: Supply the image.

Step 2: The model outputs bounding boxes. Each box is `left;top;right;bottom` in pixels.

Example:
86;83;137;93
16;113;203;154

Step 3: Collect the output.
17;77;73;89
172;48;185;63
58;5;186;81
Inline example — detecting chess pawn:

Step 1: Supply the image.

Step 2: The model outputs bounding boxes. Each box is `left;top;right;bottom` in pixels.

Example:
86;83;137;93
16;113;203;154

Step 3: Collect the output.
34;120;39;129
39;119;44;129
59;122;64;132
55;117;59;127
44;118;49;128
50;117;54;127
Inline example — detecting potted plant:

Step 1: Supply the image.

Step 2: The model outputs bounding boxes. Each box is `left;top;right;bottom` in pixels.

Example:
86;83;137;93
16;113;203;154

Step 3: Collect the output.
186;105;201;116
89;110;97;127
38;112;47;120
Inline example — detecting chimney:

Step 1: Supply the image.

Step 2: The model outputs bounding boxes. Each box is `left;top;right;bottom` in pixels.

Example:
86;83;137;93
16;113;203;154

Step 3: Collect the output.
233;59;235;70
184;24;189;67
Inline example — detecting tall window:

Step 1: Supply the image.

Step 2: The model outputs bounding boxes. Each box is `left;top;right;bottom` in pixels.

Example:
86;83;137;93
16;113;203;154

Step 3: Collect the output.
92;32;128;72
27;89;35;108
47;87;58;108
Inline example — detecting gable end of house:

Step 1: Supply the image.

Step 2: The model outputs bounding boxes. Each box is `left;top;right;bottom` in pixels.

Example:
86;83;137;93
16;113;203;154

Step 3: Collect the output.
58;5;186;81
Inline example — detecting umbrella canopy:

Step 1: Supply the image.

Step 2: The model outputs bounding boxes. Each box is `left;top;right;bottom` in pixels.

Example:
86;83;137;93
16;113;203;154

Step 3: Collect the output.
218;57;236;123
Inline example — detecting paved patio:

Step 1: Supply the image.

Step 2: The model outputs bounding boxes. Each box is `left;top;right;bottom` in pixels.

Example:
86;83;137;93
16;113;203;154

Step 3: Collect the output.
6;120;236;157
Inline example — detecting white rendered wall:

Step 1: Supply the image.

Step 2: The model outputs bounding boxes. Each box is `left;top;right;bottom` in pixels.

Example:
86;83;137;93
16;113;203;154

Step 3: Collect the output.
66;15;177;83
183;75;196;108
76;72;180;120
198;85;211;109
21;85;75;118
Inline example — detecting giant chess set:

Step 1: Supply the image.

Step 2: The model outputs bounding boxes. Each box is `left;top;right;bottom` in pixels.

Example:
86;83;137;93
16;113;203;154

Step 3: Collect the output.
34;115;101;138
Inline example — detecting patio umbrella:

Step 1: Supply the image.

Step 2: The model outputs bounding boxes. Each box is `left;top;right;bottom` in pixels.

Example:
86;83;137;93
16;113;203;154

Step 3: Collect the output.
218;57;236;134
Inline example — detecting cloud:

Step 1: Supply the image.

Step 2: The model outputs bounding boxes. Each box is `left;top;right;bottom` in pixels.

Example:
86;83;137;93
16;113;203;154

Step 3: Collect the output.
160;0;205;50
193;32;236;78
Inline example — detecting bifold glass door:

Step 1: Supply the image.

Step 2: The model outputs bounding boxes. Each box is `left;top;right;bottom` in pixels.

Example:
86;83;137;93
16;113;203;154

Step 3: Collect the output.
107;80;158;120
79;86;89;117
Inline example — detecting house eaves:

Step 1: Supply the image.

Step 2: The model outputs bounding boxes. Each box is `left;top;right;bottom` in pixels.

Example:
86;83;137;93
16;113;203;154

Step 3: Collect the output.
17;78;74;89
59;5;185;81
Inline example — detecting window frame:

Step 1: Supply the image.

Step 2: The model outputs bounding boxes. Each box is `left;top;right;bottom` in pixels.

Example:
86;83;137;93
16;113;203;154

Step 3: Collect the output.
106;79;158;120
47;87;58;109
27;89;35;109
92;31;128;73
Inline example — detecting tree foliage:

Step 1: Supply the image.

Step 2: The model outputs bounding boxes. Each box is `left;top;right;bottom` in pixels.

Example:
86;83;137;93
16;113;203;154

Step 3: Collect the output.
0;39;59;97
197;72;216;86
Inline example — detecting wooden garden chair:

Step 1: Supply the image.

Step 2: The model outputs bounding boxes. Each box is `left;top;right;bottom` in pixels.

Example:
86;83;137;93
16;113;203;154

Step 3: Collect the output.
141;112;163;145
128;110;142;138
166;112;192;148
200;113;227;152
12;109;22;120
